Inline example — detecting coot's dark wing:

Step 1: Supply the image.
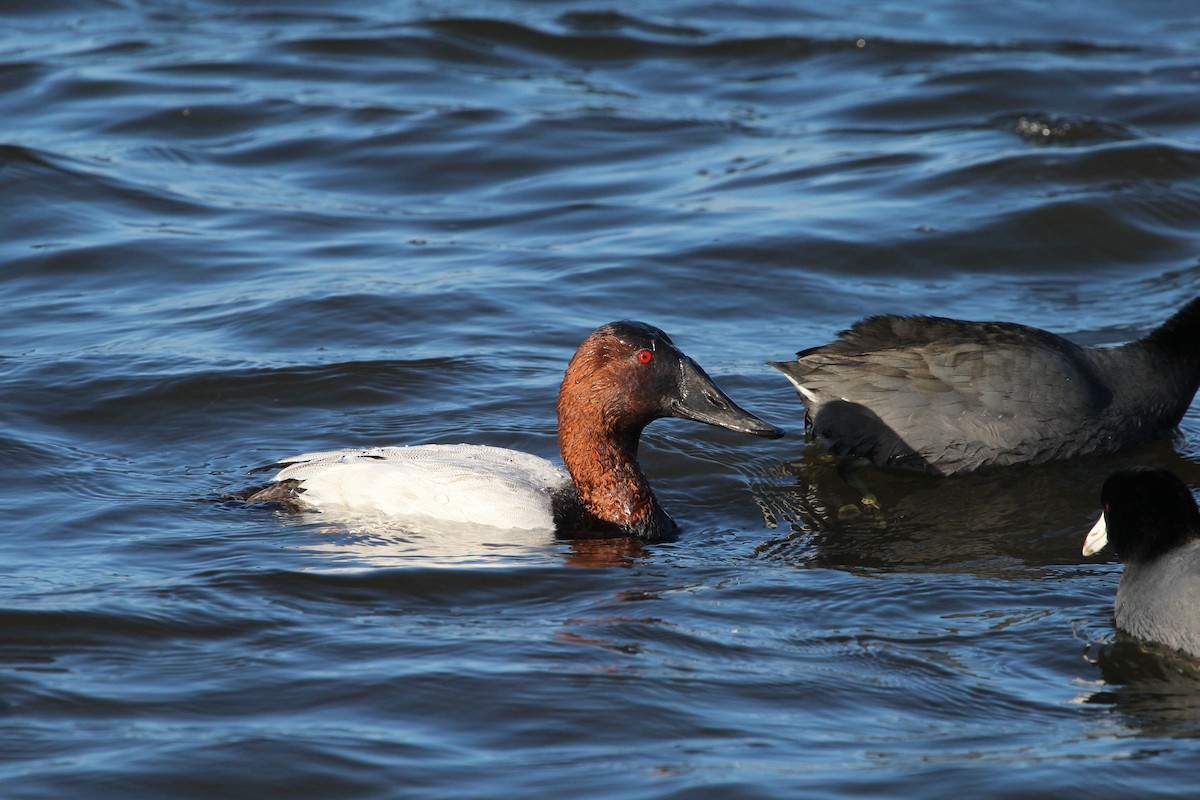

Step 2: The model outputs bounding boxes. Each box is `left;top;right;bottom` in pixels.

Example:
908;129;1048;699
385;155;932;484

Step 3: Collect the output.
778;316;1113;473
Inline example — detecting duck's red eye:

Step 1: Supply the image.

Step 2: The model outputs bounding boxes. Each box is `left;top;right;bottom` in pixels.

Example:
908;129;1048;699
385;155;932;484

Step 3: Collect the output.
637;349;653;364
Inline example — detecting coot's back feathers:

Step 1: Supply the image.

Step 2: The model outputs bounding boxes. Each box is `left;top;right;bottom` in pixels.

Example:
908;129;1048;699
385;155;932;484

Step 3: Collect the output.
771;297;1200;475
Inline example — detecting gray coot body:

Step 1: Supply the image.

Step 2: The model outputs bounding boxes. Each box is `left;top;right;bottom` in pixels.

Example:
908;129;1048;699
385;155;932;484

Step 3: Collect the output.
770;298;1200;475
1083;467;1200;659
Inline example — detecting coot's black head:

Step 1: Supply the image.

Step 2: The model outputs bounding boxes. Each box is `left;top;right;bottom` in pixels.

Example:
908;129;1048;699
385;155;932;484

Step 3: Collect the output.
1084;467;1200;564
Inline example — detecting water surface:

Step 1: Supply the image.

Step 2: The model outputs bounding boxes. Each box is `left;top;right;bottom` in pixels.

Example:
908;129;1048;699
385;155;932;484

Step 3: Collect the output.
3;1;1200;797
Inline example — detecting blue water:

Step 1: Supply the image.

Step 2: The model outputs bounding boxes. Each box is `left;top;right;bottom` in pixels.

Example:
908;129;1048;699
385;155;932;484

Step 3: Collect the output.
3;1;1200;797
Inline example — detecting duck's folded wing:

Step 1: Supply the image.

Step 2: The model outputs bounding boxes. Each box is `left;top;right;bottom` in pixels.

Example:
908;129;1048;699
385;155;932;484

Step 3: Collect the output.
255;444;569;530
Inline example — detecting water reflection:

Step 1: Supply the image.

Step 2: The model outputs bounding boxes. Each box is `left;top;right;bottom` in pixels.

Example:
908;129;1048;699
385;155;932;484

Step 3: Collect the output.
282;510;650;570
753;440;1200;575
560;536;649;568
1078;638;1200;737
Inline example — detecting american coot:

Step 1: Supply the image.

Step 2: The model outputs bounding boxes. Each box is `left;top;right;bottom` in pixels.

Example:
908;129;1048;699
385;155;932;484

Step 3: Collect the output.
770;297;1200;475
239;321;785;541
1083;467;1200;659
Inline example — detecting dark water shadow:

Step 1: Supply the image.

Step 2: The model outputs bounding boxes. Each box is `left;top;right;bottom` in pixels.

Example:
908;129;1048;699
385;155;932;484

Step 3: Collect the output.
752;438;1200;576
1079;637;1200;738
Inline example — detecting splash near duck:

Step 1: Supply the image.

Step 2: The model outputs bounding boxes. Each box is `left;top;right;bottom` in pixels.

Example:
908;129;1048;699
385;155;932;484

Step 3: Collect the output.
770;297;1200;475
240;321;784;540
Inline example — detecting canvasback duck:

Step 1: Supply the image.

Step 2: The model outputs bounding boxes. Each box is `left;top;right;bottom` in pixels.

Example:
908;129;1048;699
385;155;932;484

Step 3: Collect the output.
769;297;1200;475
241;321;784;540
1083;467;1200;659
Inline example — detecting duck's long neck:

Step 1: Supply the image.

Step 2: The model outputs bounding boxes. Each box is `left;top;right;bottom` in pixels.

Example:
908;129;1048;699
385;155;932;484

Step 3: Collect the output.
556;409;673;539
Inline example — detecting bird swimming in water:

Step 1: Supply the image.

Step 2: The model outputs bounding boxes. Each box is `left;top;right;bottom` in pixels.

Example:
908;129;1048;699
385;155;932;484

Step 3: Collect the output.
239;320;784;540
770;297;1200;475
1083;467;1200;659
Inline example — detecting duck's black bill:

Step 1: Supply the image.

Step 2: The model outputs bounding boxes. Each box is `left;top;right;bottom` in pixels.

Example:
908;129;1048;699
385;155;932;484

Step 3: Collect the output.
671;355;785;439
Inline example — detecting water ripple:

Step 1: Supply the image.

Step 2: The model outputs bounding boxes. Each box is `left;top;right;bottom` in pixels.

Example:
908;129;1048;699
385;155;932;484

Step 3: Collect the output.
4;1;1200;797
